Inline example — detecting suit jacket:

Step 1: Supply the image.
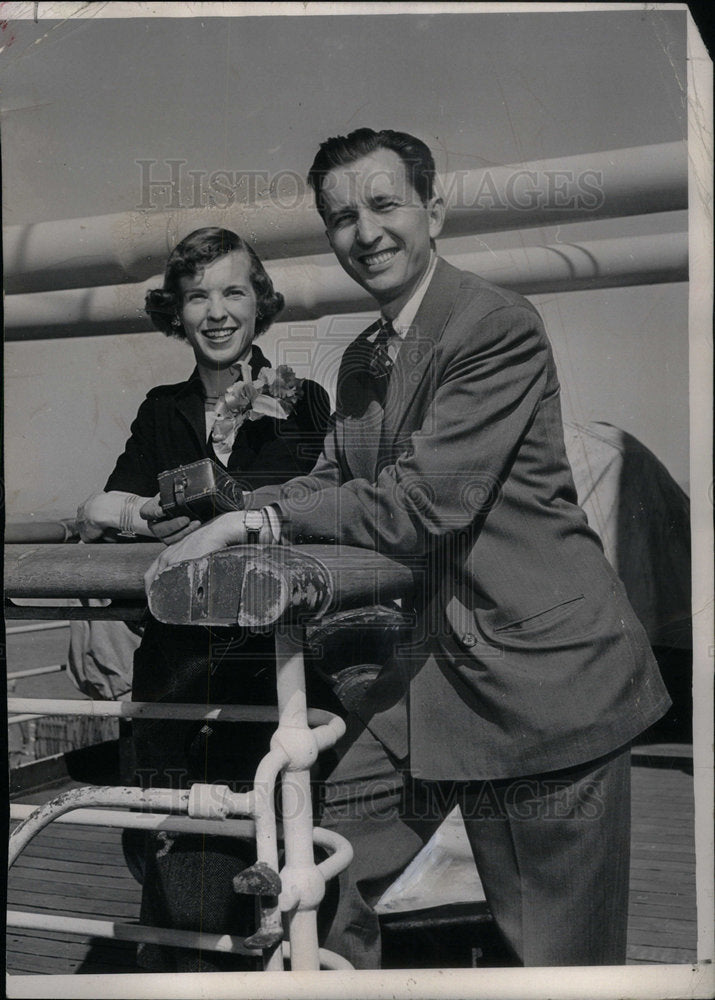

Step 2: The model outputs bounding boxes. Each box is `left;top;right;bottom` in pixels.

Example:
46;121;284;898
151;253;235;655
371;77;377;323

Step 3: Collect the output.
105;344;331;496
248;261;671;780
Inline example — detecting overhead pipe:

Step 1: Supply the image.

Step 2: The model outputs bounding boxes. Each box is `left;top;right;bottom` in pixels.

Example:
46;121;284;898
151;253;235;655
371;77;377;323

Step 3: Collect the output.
3;142;686;295
4;231;689;341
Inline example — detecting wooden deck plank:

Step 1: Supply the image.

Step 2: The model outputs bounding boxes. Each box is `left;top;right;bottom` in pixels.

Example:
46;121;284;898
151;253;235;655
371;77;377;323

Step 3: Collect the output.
9;873;142;902
630;891;696;910
624;761;697;966
8;899;141;919
630;871;696;888
8;935;139;958
630;858;696;874
14;844;135;866
19;825;136;844
628;946;698;964
4;950;138;975
628;928;698;948
11;863;139;887
13;856;138;879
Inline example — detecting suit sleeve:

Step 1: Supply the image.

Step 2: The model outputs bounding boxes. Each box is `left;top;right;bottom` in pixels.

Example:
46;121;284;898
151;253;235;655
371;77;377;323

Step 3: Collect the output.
246;414;346;505
104;396;160;497
249;304;550;555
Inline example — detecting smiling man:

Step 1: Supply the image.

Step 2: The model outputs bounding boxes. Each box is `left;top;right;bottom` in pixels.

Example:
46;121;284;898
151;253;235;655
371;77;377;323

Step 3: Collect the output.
146;129;670;968
318;141;443;316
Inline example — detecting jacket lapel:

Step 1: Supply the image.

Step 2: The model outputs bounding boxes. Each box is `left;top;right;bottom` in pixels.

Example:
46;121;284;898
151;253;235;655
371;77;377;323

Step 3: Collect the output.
379;259;462;462
172;369;207;455
172;346;272;465
227;344;272;471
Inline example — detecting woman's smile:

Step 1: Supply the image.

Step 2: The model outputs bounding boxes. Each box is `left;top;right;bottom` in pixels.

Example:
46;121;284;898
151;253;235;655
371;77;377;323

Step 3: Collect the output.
179;251;258;368
201;325;240;342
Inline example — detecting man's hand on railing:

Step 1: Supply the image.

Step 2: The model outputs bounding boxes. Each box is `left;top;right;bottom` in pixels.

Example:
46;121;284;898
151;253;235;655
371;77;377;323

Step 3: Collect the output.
139;496;201;546
143;509;281;592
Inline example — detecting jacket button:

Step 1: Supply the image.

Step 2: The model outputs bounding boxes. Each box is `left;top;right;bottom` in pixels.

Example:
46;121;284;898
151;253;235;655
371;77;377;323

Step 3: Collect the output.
462;632;478;647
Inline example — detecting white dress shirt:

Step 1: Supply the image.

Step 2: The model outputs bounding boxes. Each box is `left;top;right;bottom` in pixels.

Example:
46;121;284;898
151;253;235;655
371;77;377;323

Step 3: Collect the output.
369;251;439;362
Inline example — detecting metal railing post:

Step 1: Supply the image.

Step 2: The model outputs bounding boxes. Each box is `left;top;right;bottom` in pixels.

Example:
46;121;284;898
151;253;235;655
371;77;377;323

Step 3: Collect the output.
273;623;324;971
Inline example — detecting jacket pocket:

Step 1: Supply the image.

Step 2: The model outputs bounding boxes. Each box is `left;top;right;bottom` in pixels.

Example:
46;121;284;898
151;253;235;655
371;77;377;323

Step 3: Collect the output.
493;595;586;634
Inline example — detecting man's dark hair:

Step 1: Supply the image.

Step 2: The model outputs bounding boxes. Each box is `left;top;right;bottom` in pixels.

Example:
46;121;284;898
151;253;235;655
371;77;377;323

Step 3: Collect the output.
307;128;436;218
145;227;284;339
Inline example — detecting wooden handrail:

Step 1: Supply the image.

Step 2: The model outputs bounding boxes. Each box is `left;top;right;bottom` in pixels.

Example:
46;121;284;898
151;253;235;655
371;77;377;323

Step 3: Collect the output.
4;542;163;600
4;520;79;544
4;542;416;626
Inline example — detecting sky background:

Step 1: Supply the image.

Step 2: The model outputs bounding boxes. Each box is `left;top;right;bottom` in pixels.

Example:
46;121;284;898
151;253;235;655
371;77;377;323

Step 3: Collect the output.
1;5;693;513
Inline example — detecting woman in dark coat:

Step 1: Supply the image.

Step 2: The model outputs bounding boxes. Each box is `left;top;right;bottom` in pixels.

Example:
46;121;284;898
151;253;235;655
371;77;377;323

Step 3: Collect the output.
77;227;335;971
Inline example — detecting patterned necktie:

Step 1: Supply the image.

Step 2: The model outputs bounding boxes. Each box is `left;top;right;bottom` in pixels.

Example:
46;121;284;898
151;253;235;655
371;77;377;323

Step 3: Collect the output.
369;318;396;381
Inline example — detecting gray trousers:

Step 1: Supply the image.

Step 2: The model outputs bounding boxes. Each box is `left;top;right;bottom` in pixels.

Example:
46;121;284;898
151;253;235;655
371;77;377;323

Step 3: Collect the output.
318;716;631;968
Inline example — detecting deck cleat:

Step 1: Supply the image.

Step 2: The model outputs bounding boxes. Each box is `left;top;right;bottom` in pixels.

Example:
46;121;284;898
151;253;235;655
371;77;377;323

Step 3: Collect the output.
243;925;284;950
233;860;282;896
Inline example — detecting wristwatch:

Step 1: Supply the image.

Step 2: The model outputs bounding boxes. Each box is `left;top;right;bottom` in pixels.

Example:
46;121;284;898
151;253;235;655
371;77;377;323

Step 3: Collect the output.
244;509;265;544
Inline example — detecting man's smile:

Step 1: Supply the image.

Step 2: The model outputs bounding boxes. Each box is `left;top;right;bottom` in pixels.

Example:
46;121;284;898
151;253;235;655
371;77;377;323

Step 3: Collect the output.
357;247;400;269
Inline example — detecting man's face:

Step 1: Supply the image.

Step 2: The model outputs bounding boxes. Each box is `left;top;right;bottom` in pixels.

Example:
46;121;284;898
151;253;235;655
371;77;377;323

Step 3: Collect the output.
321;148;445;316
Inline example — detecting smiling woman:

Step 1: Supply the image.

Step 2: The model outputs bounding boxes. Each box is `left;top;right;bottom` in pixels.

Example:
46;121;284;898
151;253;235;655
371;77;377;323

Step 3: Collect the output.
72;226;334;972
147;228;282;364
180;253;258;367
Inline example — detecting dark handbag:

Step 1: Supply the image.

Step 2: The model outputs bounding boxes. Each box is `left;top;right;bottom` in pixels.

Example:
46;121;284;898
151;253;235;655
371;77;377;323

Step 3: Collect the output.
158;458;245;522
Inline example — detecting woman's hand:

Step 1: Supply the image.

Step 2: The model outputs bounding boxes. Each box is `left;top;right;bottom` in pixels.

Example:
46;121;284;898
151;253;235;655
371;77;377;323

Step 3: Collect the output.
144;511;250;591
140;496;201;546
77;491;158;541
76;493;110;542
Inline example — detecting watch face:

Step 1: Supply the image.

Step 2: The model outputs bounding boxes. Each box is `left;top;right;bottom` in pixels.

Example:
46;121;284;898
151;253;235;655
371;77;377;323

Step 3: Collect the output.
245;510;264;531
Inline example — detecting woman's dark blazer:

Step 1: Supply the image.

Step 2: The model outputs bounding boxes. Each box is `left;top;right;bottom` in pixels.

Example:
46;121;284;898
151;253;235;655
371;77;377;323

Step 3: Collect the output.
103;342;331;710
105;344;331;497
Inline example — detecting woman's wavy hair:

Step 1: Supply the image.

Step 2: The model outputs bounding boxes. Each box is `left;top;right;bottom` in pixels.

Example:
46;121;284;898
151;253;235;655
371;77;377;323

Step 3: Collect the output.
145;227;284;339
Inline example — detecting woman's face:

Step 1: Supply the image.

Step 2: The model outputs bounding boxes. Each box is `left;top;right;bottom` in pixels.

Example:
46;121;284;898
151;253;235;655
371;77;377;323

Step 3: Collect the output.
179;250;257;369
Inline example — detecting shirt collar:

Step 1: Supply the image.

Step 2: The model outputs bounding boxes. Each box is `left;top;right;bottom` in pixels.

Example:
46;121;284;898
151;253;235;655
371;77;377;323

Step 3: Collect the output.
385;251;438;339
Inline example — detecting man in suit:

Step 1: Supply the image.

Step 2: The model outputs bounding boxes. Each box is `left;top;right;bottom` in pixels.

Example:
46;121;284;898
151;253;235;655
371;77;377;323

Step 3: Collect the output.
146;128;670;967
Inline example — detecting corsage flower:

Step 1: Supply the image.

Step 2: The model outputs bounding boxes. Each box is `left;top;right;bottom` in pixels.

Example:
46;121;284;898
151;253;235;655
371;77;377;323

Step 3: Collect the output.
211;364;303;453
